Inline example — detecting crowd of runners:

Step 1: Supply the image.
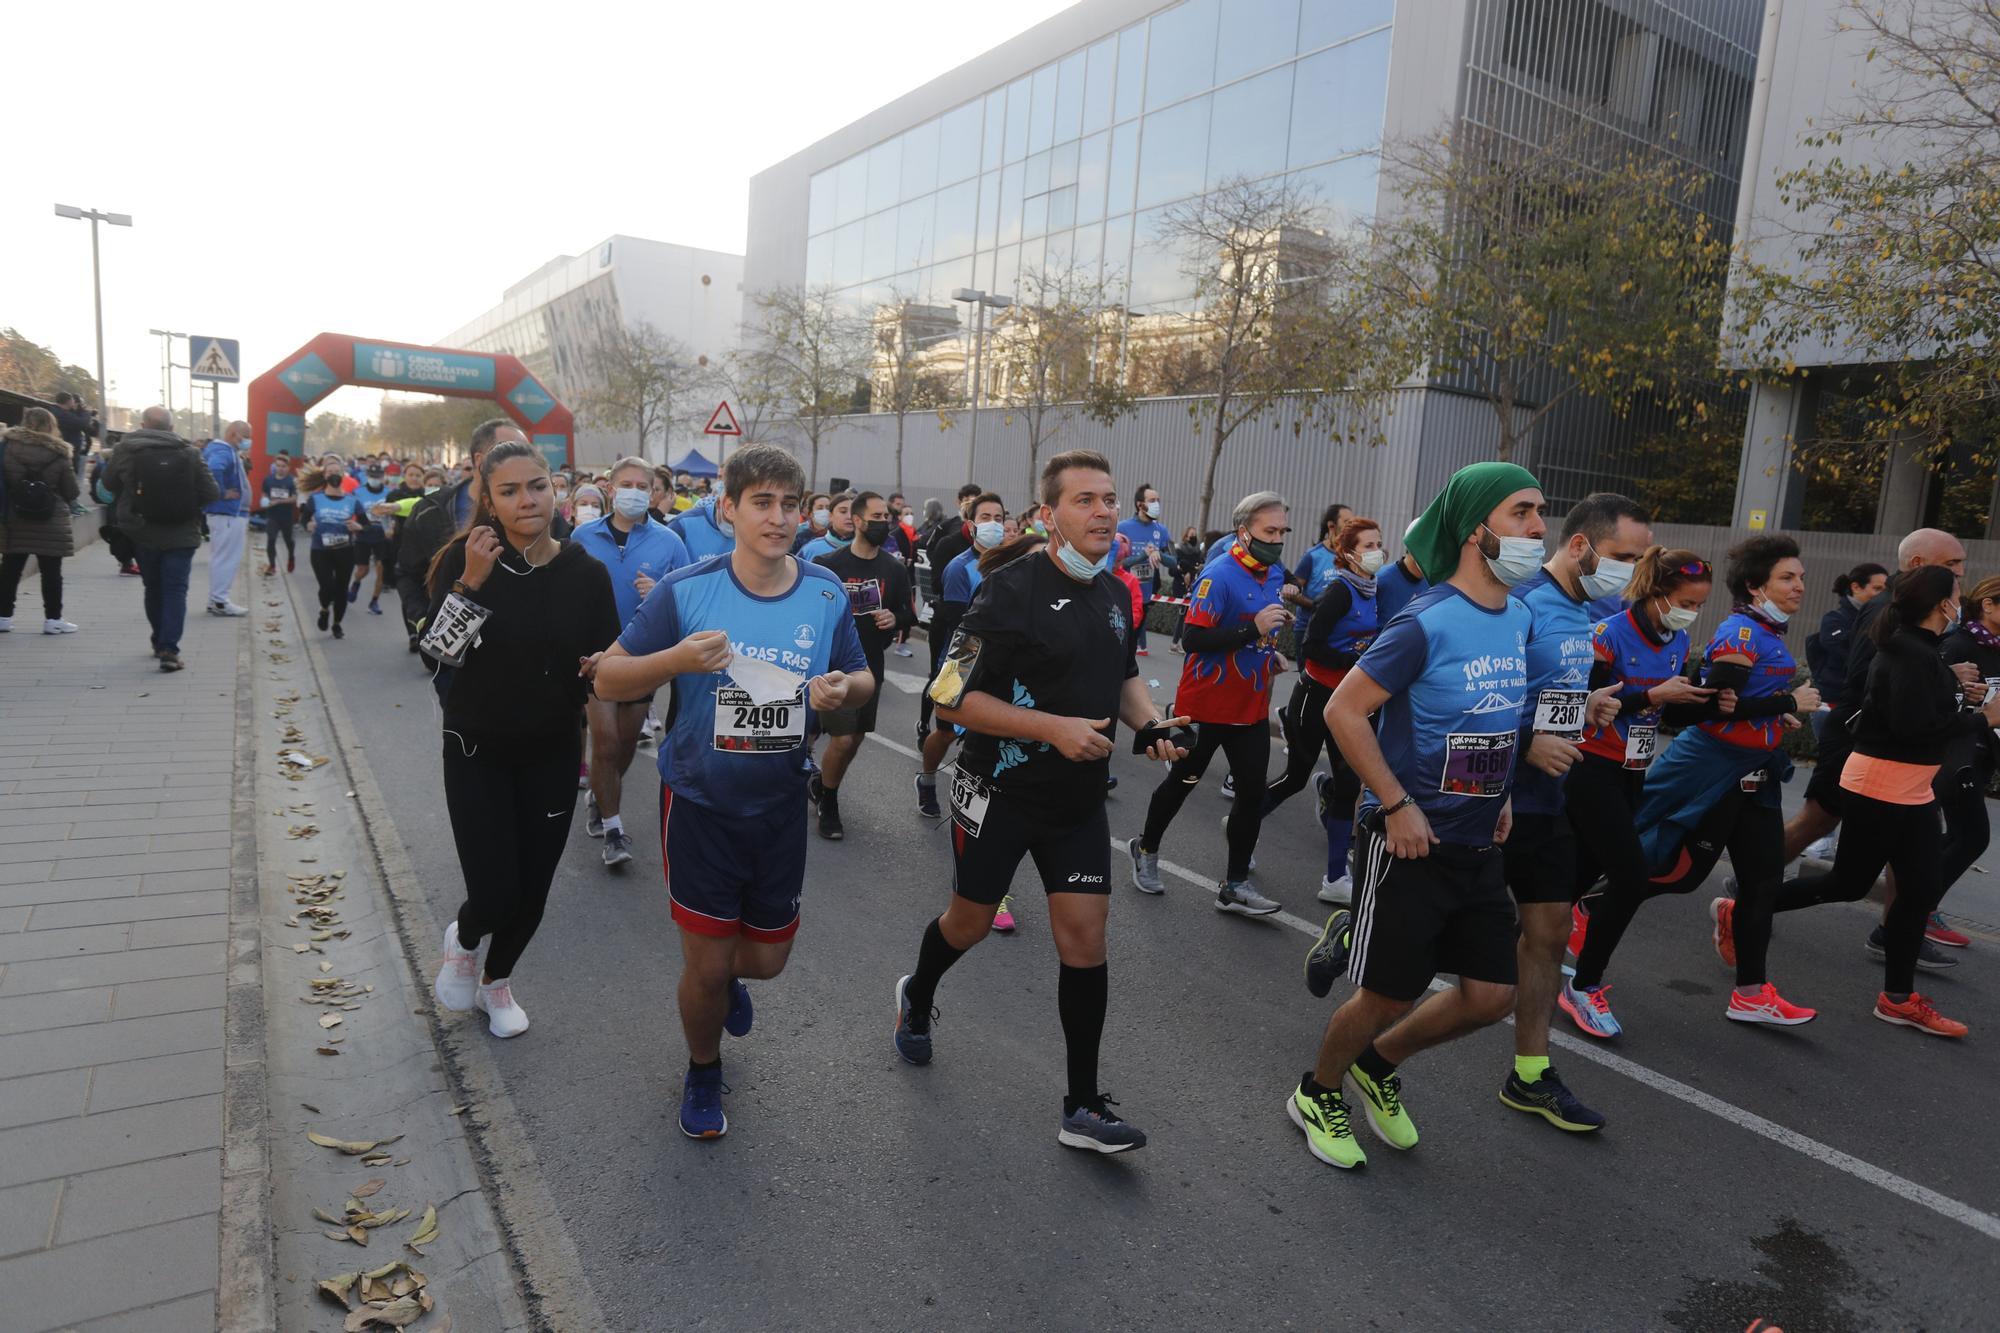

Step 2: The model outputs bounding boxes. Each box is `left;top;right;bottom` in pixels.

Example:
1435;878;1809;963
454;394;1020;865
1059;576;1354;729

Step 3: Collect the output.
246;420;1986;1166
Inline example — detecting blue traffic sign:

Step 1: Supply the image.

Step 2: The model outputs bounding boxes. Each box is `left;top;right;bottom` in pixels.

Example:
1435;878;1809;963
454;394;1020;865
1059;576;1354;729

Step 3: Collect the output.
189;336;240;383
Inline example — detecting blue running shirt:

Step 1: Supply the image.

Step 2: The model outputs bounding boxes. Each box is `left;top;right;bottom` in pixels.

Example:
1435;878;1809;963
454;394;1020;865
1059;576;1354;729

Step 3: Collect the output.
1375;557;1428;627
618;555;866;815
1509;569;1597;816
665;502;735;561
1355;584;1531;847
941;546;984;603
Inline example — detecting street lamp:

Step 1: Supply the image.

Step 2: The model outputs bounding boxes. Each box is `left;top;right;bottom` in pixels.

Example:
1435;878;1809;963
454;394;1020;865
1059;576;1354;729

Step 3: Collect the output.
54;204;134;429
952;287;1012;486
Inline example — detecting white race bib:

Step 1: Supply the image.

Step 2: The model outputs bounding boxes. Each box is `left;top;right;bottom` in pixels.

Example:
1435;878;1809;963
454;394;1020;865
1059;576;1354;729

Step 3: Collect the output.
419;589;489;668
948;764;991;837
712;685;804;752
320;531;351;549
1533;688;1588;738
1622;723;1658;770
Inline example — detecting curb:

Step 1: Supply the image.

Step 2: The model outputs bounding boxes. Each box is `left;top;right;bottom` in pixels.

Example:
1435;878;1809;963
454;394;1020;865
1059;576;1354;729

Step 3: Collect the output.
276;571;609;1333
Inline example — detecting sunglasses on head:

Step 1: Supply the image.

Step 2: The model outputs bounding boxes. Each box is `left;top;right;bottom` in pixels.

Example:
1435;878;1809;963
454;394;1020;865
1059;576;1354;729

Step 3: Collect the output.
1676;560;1711;578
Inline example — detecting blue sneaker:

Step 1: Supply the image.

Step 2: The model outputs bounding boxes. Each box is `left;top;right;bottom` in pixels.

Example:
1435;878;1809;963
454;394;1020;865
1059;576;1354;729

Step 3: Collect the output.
724;979;753;1037
1058;1095;1148;1154
679;1065;728;1139
893;974;933;1065
1498;1065;1605;1132
1558;979;1622;1039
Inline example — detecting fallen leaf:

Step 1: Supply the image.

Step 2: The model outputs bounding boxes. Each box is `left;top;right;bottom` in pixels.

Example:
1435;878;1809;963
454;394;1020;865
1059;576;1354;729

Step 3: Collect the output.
344;1295;425;1330
405;1203;439;1248
325;1228;355;1242
320;962;334;973
347;1224;369;1246
361;1153;392;1166
391;1158;410;1167
308;1131;403;1155
315;1047;340;1056
314;1208;342;1225
448;1104;466;1116
319;1014;343;1029
352;1178;386;1199
301;1102;322;1114
294;943;311;954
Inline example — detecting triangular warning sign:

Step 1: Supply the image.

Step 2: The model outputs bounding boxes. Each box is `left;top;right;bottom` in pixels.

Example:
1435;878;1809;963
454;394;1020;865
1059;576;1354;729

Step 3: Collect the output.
703;400;742;436
192;341;238;379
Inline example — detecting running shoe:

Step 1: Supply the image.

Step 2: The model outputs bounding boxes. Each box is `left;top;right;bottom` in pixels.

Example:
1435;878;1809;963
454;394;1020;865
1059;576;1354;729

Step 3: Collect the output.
1127;838;1165;895
347;581;362;604
1105;775;1118;792
1287;1080;1367;1169
474;979;529;1038
434;921;480;1011
602;831;634;868
1804;833;1838;861
332;624;344;640
1709;896;1737;970
1725;983;1816;1026
679;1065;728;1139
1558;980;1622;1039
209;600;248;617
1317;874;1353;906
1304;910;1353;999
915;772;941;819
1058;1095;1148;1154
1219;773;1235;801
1219;814;1257;872
577;761;589;791
811;775;844;841
1345;1065;1418;1150
1498;1065;1605;1132
1865;926;1958;971
992;896;1016;933
1925;912;1971;948
724;979;753;1037
158;653;184;673
317;608;329;632
287;556;295;573
1873;991;1968;1038
893;974;934;1065
368;598;382;615
1215;880;1281;917
1135;648;1150;658
892;642;913;657
43;619;78;634
585;794;604;838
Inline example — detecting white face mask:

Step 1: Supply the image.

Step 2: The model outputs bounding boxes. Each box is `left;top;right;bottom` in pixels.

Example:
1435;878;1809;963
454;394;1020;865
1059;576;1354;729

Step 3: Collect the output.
612;487;651;520
811;507;830;528
1579;553;1634;601
1759;598;1791;625
1481;525;1545;588
574;504;602;524
973;520;1005;550
1659;600;1699;632
1357;548;1386;574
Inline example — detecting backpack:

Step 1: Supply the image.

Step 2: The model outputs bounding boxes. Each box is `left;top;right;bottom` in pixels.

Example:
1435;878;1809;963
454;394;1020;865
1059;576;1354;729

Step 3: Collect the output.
132;446;199;524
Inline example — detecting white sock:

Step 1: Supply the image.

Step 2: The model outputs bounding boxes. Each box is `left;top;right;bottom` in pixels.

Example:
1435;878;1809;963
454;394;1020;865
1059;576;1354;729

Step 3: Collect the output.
601;814;624;836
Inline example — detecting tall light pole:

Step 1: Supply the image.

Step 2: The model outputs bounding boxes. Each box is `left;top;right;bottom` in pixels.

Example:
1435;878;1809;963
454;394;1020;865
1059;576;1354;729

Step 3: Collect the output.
952;288;1012;485
54;205;134;429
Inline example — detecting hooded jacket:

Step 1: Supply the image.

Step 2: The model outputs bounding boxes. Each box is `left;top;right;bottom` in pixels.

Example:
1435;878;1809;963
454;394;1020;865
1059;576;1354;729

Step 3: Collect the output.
201;439;249;518
1;427;81;558
103;428;220;551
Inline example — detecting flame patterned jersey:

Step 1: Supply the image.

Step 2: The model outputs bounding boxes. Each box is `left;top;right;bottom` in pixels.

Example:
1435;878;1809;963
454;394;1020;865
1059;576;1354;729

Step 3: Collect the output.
1175;547;1286;726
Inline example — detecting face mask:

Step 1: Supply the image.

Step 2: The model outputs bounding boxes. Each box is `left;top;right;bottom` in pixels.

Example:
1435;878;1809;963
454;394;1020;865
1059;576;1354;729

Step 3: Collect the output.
1050;515;1107;581
1150;498;1165;515
811;507;830;528
1480;525;1545;588
1358;548;1387;574
827;530;853;548
1245;537;1284;567
554;488;569;501
613;487;651;520
1030;520;1048;537
1659;601;1699;632
425;485;441;495
973;520;1005;550
574;503;601;524
862;519;892;546
1758;598;1791;625
1579;553;1634;601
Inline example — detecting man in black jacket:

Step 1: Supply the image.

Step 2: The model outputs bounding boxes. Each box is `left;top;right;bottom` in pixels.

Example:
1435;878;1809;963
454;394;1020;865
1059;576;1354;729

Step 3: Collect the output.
393;418;521;652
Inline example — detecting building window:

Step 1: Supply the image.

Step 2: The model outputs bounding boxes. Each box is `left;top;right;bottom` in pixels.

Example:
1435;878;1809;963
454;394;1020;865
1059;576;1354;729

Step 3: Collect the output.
1208;64;1294;185
1299;0;1393;53
1289;30;1391;168
1146;0;1220;111
1113;23;1148;123
1136;95;1211;209
1216;0;1300;84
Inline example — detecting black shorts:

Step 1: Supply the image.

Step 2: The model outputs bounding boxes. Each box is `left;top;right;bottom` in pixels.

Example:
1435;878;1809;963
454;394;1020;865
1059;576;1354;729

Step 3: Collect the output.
1804;746;1848;817
948;778;1110;906
1347;816;1519;1002
819;690;881;737
1502;811;1580;906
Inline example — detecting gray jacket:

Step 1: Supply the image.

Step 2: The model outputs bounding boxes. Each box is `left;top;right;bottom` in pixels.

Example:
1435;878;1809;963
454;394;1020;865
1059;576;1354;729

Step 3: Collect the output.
103;428;220;551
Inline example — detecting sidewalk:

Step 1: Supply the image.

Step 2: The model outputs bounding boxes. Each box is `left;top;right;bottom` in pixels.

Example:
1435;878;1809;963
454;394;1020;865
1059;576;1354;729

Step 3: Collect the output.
0;541;250;1331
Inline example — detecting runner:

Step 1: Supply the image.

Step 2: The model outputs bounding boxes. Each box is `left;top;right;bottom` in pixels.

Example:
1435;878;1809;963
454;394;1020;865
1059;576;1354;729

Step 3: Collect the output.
895;449;1185;1154
1128;492;1292;916
1493;493;1643;1132
397;419;523;653
572;457;692;869
1115;482;1174;656
916;492;1003;760
1375;522;1429;625
1931;574;2000;949
426;440;619;1039
349;462;394;614
1260;516;1384;907
588;443;870;1139
1558;549;1717;1037
300;462;365;639
259;454;298;576
798;491;857;563
1755;565;1994;1037
1288;461;1542;1172
809;491;916;841
1286;503;1353;608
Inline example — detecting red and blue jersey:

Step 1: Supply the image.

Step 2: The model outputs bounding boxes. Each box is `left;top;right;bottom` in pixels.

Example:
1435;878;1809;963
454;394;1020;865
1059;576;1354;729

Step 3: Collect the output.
1700;609;1796;751
1580;608;1688;769
1176;544;1284;726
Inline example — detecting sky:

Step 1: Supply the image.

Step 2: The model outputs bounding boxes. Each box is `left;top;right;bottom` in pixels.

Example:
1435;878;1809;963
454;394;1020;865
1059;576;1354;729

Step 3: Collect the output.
4;0;1073;428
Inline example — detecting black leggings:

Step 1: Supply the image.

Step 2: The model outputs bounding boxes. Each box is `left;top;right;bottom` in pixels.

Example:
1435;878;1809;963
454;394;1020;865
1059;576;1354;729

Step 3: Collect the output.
0;553;61;620
1141;720;1269;881
1567;756;1672;988
265;509;295;563
1938;772;1990;894
1261;674;1335;815
1769;793;1946;995
442;736;580;979
310;546;357;625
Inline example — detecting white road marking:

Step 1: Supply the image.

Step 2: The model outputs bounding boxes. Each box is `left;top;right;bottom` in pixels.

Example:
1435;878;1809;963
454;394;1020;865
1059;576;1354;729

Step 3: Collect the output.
881;671;927;695
863;732;2000;1242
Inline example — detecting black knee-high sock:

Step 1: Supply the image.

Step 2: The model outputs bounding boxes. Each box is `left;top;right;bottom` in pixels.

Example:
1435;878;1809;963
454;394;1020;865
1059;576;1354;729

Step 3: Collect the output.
1059;962;1109;1109
903;918;964;1023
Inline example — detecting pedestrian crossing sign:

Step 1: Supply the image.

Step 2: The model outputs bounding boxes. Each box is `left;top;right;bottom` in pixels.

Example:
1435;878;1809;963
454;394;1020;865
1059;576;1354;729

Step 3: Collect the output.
190;336;241;383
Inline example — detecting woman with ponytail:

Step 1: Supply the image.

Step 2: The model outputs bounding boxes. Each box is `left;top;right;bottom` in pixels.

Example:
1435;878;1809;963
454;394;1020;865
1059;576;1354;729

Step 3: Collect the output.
1806;562;1888;747
1758;565;2000;1037
423;440;620;1039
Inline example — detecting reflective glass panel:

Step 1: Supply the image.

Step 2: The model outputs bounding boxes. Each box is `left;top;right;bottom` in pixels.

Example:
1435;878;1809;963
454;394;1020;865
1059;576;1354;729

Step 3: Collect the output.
1076;131;1111;224
1107;121;1140;215
1216;0;1299;82
1288;154;1379;233
1136;95;1211;208
1299;0;1394;52
982;89;1007;172
998;161;1025;246
1288;30;1391;166
1026;149;1052;197
1114;24;1147;122
1207;64;1293;185
832;219;865;286
975;169;1001;248
1029;64;1058;155
1048;185;1077;230
1103;213;1135;298
1056;50;1087;145
940;100;983;186
1004;77;1031;162
1146;0;1220;110
864;209;898;280
835;155;868;226
1130;205;1197;305
1023;190;1050;240
902;119;940;200
809;169;837;234
1082;38;1116;134
1073;220;1105;283
897;196;935;272
935;178;979;258
866;139;901;215
806;231;833;286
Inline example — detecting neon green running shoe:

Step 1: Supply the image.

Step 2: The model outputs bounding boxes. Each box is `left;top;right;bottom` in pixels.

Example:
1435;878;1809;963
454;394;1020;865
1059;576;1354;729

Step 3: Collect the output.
1286;1080;1367;1170
1345;1065;1419;1150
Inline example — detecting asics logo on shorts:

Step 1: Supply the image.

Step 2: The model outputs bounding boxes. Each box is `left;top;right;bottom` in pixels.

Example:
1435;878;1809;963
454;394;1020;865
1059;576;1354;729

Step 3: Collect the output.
1066;872;1105;884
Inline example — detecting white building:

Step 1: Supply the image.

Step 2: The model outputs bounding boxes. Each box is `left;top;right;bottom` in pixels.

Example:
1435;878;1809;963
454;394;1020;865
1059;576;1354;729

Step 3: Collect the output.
442;235;744;468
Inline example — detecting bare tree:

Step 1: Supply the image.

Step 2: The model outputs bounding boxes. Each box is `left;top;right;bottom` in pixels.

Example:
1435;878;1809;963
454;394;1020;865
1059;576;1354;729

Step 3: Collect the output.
746;285;869;489
1154;174;1412;533
577;321;703;463
869;295;963;496
715;342;786;456
992;263;1134;501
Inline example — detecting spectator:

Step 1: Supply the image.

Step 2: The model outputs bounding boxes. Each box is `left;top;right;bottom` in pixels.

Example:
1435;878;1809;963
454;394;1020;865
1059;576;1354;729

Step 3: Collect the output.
89;452;139;574
201;422;253;616
0;406;83;632
50;392;99;492
103;405;219;671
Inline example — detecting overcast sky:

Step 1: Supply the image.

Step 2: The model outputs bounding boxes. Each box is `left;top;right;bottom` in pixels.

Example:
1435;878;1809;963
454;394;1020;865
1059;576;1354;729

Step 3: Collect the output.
5;0;1071;428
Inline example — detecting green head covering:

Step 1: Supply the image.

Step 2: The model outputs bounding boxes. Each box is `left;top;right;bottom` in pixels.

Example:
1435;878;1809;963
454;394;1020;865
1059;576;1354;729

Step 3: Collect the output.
1402;461;1542;583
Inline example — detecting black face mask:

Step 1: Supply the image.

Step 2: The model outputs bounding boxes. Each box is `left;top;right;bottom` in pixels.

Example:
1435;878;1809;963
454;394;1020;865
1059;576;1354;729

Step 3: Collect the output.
1246;536;1284;566
862;520;893;547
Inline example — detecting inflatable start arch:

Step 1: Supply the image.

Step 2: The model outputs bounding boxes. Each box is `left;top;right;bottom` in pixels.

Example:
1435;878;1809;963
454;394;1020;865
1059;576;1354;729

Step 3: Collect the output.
245;333;574;480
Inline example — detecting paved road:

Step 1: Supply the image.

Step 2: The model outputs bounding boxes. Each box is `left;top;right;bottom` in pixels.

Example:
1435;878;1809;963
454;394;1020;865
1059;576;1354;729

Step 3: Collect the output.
316;589;1997;1331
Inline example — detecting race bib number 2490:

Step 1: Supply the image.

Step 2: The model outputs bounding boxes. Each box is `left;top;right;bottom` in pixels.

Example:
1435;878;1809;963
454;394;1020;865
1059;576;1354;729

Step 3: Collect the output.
713;685;804;752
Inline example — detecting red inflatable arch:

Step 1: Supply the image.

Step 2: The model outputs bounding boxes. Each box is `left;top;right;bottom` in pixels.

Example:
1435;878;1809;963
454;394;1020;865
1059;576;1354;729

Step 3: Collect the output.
245;333;573;480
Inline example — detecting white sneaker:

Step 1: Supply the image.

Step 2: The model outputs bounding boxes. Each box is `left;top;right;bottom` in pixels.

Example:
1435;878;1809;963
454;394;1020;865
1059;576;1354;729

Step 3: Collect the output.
475;979;530;1037
1318;874;1353;905
1804;834;1837;861
43;619;78;635
0;616;11;632
208;600;249;617
434;922;480;1011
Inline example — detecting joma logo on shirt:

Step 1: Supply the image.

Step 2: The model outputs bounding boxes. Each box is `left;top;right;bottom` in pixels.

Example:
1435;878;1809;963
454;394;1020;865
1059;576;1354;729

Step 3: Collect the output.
1461;654;1525;684
732;641;813;672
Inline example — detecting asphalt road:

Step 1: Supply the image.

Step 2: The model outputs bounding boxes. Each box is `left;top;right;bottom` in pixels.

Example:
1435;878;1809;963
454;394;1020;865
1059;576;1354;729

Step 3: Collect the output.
315;589;1998;1332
